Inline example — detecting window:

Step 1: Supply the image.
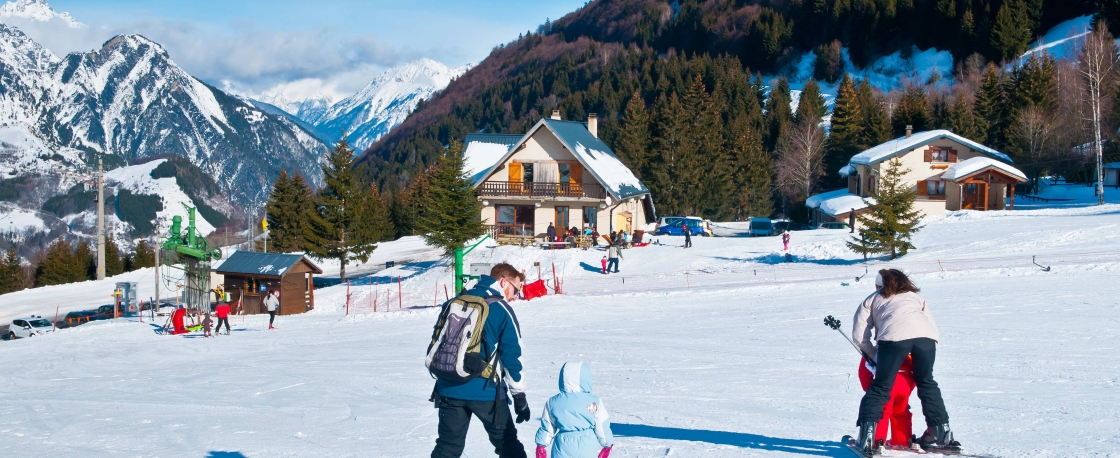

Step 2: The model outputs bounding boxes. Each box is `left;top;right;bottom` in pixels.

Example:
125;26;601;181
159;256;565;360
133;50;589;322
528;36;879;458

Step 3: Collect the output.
966;184;978;194
926;180;946;196
583;206;598;230
522;163;534;183
931;149;949;162
558;163;571;183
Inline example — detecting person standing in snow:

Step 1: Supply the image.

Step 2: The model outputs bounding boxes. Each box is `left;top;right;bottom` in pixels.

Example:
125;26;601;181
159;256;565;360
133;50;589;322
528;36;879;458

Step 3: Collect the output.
606;244;622;274
600;256;608;275
622;231;631;248
430;263;530;458
535;362;614;458
851;269;959;454
547;223;557;242
265;290;280;329
782;230;791;251
683;223;692;248
849;209;857;233
214;300;231;336
202;312;213;337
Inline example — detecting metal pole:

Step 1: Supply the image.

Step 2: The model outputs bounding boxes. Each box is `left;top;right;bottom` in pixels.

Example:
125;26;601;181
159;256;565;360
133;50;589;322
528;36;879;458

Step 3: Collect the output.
155;244;160;317
96;156;105;280
454;247;465;293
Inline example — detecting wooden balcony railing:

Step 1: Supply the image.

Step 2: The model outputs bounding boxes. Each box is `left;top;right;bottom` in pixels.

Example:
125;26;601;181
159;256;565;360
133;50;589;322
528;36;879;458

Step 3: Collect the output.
477;182;606;199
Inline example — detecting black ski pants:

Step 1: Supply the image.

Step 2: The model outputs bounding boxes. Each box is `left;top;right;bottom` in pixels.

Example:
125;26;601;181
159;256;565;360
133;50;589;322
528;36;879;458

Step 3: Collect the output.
684;234;692;248
857;337;949;427
431;396;526;458
268;311;276;326
215;317;230;334
607;258;619;273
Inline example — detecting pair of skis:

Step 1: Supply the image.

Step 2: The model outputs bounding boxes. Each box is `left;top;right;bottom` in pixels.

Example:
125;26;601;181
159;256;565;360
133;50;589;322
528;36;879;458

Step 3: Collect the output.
841;435;982;457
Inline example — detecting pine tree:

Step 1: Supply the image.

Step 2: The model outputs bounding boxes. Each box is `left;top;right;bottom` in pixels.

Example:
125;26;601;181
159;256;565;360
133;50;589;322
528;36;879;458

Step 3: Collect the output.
794;79;827;125
133;240;155;269
825;74;862;188
974;63;1004;148
305;137;385;279
948;94;984;141
74;240;94;281
847;158;924;260
765;77;793;151
35;238;82;286
725;116;774;220
892;85;931;137
0;247;25;294
105;233;124;277
679;74;718;215
991;0;1032;61
617;92;651;178
265;170;296;251
420;140;485;256
649;93;686;215
858;80;893;146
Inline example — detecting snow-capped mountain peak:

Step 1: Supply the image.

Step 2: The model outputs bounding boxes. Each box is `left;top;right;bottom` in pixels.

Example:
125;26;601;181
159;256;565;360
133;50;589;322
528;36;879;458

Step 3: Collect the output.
0;0;81;28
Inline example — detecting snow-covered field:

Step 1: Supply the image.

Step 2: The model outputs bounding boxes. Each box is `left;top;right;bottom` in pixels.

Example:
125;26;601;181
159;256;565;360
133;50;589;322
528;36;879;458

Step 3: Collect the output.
2;206;1119;457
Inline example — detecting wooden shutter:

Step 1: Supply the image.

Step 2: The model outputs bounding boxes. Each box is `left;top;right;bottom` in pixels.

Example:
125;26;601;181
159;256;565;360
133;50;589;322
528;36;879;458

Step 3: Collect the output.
924;149;933;162
918;180;928;196
948;149;958;162
570;163;582;184
508;162;522;182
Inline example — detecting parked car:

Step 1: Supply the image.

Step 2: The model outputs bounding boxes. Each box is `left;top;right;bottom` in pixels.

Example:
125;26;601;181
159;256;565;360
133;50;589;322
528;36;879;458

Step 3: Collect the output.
772;221;812;232
657;217;711;236
97;304;118;318
657;216;683;228
8;316;54;339
817;222;851;230
748;218;774;237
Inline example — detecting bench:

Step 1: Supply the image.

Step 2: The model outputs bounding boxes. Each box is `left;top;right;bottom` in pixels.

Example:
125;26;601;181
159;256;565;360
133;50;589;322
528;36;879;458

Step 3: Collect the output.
496;235;536;246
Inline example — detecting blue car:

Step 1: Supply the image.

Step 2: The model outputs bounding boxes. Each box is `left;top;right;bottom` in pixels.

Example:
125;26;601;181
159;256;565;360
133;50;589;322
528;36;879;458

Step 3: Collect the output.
657;218;706;236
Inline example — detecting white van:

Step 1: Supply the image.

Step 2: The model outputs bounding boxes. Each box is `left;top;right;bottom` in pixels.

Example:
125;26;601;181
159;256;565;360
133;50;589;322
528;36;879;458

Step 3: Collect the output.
748;218;773;237
8;316;54;339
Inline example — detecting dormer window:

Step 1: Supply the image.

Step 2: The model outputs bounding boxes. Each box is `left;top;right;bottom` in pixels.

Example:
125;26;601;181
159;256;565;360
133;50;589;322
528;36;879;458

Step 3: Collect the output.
925;147;957;163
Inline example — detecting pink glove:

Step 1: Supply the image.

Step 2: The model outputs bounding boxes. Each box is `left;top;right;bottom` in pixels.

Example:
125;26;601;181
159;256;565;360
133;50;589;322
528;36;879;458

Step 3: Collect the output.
536;445;547;458
598;446;613;458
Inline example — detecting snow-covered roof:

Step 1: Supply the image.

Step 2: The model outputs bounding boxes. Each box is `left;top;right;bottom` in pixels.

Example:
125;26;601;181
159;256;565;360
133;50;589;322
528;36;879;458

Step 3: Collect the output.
839;165;855;177
472;119;650;200
849;130;1011;167
806;189;850;209
941;157;1028;182
463;133;520;184
1103;162;1120;170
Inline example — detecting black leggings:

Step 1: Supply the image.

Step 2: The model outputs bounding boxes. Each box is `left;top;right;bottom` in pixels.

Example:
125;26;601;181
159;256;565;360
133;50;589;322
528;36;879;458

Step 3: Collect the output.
431;397;525;458
858;337;949;426
215;317;230;333
268;311;276;326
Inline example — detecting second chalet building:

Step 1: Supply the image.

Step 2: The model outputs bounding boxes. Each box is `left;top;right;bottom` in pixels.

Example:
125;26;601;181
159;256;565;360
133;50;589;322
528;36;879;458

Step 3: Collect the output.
809;129;1028;227
463;110;654;239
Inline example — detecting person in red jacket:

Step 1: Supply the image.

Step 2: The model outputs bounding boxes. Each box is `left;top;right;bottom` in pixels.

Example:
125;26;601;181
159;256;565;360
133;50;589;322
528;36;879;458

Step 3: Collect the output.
214;301;231;336
858;355;917;447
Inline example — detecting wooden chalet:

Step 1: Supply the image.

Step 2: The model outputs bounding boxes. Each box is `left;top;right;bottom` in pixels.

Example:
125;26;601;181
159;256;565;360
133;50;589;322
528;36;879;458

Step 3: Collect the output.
214;251;322;316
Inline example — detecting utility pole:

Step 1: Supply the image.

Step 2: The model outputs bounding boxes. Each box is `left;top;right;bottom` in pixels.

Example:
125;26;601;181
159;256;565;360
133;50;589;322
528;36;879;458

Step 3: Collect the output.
96;156;106;280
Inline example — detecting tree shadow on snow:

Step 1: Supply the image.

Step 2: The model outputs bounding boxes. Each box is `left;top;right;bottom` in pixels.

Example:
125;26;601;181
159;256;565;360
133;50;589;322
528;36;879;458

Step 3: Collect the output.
206;452;246;458
612;423;846;457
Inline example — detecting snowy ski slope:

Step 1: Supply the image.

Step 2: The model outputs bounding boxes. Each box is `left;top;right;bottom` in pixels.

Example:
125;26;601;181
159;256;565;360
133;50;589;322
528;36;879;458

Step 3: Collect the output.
1;206;1119;457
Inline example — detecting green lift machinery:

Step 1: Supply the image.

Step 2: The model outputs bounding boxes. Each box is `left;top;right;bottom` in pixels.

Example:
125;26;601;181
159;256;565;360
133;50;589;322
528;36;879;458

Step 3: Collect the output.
162;204;222;311
453;235;491;293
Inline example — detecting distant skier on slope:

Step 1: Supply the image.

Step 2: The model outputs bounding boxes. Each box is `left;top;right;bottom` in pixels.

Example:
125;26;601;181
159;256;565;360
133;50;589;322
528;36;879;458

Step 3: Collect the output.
850;269;960;455
214;300;231;336
535;362;614;458
683;223;692;248
782;230;791;251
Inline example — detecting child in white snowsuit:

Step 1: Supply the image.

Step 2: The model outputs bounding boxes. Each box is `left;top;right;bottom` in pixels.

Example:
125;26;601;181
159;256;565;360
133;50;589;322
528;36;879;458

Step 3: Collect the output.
535;362;614;458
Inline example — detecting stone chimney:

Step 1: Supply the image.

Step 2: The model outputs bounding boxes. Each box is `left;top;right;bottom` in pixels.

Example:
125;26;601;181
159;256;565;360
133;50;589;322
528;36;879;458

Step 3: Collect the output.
551;109;561;120
587;113;598;138
906;125;913;138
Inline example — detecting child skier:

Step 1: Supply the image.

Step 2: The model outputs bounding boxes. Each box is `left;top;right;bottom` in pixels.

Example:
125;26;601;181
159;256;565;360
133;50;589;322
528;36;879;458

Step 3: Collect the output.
202;312;213;337
782;230;791;251
535;362;614;458
857;355;917;448
600;256;608;275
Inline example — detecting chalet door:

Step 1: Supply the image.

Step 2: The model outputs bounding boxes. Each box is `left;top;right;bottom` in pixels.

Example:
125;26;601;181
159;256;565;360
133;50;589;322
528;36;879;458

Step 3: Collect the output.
555;206;569;231
962;183;987;209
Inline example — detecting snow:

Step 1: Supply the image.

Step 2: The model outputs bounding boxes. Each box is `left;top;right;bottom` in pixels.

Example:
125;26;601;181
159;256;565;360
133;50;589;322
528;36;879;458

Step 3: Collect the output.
839;164;854;177
103;159;218;236
463;140;512;183
0;203;44;232
941;157;1027;182
2;205;1120;456
805;189;850;209
0;0;81;28
1020;16;1092;62
820;194;873;217
573;141;646;200
849;130;1011;166
5;203;1120;455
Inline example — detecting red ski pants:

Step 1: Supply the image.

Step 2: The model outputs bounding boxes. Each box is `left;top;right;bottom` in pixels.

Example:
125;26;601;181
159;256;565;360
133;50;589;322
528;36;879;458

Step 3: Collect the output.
859;359;916;446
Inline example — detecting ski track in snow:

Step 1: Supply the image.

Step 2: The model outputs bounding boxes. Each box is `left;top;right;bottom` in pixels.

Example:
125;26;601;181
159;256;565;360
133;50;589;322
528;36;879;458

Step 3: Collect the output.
2;211;1120;456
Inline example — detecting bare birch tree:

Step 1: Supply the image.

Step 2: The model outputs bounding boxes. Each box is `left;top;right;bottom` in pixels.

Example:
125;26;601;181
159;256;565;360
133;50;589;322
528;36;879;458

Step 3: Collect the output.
775;118;826;202
1011;104;1056;191
1078;24;1118;205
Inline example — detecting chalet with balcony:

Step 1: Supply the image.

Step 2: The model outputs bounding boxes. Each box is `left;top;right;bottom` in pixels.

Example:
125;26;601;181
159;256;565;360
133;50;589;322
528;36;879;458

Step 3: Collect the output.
463;111;654;239
808;129;1027;226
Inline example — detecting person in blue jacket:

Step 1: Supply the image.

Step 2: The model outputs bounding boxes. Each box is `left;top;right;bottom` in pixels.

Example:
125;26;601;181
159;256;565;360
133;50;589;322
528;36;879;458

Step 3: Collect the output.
535;362;614;458
431;263;530;458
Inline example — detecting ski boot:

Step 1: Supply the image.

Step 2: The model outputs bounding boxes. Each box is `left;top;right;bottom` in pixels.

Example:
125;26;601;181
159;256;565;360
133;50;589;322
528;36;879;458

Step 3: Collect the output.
919;423;962;454
856;421;880;456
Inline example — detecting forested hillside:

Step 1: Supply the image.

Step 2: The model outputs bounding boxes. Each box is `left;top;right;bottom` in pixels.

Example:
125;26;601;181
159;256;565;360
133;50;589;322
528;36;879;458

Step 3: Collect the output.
357;0;1105;222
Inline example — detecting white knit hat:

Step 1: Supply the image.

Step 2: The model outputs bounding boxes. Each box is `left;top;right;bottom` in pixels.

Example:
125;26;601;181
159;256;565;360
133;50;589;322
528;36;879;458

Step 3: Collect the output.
874;272;884;287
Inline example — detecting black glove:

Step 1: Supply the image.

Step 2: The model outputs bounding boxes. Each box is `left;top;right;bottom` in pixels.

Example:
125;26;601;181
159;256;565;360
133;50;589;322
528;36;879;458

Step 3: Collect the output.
512;393;530;423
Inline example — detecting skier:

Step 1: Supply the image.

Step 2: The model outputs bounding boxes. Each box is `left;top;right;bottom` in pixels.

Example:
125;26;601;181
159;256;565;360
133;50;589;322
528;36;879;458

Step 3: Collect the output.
683;223;692;248
547;223;557;243
430;263;530;458
265;289;280;329
600;256;608;275
782;230;791;251
857;355;917;449
534;362;614;458
202;312;213;337
849;208;857;233
606;244;621;274
851;269;959;455
214;299;231;336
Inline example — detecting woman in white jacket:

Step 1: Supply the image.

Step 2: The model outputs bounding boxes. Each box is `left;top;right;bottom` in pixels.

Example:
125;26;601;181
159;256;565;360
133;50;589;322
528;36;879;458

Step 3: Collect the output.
851;269;959;454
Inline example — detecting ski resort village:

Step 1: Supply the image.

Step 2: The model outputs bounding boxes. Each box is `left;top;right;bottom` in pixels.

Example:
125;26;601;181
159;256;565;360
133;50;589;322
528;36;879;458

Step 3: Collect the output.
2;0;1120;457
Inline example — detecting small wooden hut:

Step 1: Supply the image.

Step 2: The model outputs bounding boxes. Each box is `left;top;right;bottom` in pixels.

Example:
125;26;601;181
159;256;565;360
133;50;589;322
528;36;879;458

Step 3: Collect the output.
214;251;323;316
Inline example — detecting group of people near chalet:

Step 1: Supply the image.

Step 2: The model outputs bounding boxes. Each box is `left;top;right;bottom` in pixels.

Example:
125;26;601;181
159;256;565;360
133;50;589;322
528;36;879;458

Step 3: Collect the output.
427;264;961;458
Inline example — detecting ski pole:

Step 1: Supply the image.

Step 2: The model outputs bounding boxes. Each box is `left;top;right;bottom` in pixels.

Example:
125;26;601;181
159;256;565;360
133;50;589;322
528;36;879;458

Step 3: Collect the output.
823;315;876;366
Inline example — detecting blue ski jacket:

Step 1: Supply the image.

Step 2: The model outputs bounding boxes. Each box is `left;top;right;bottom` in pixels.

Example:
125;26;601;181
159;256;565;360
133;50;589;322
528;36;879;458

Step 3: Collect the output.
435;275;525;401
535;362;614;458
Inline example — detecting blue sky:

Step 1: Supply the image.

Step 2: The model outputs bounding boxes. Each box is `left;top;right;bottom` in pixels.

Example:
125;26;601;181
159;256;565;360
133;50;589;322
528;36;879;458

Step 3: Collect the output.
22;0;587;99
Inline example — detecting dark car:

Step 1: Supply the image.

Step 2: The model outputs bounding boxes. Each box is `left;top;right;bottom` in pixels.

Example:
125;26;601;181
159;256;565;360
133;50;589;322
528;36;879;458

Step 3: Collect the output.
773;221;812;232
818;222;851;230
